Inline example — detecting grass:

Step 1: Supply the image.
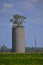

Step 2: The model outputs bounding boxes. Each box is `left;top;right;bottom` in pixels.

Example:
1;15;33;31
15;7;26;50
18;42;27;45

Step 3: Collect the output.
0;52;43;65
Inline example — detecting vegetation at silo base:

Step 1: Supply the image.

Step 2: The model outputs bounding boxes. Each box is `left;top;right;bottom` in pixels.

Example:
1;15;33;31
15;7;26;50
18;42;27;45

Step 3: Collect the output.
0;52;43;65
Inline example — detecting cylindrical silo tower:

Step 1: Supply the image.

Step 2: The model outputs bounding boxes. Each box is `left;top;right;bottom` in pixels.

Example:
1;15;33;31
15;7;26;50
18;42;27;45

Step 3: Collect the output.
12;26;25;52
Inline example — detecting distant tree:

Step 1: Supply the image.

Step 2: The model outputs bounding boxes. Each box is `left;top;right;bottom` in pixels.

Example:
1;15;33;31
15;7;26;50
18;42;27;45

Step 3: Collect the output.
0;45;12;52
10;14;26;27
0;45;7;52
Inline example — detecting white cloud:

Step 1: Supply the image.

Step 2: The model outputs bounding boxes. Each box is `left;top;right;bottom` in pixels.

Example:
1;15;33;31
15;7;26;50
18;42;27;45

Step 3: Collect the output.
16;0;38;11
26;17;43;25
14;0;43;25
0;3;14;13
4;3;13;8
32;0;38;3
0;0;43;25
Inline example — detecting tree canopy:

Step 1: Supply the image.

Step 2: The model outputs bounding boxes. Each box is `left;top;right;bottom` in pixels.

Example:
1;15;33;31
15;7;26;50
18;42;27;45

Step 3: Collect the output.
10;14;26;27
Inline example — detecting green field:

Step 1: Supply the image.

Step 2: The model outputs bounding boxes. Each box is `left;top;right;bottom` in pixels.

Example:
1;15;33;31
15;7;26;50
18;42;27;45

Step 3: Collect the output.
0;52;43;65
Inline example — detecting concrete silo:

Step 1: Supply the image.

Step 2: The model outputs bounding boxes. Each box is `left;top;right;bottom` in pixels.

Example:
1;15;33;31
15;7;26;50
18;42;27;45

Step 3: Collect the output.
10;14;26;53
12;26;25;52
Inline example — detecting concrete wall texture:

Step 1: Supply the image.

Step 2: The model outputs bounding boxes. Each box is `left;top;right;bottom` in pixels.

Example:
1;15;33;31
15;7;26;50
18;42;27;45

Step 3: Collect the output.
12;26;25;53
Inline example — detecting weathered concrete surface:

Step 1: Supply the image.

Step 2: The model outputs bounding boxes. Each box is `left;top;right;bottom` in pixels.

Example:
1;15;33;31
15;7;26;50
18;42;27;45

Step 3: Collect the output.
12;26;25;53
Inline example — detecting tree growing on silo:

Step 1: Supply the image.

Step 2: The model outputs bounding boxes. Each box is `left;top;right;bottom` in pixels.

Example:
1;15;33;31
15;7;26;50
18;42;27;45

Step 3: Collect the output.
10;14;26;52
10;14;26;27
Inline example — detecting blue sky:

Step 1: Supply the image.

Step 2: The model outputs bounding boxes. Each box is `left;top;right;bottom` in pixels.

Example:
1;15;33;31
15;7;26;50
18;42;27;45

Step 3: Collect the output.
0;0;43;48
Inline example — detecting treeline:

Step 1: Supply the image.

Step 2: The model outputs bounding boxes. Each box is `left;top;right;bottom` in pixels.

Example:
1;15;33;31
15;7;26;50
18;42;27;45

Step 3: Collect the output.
0;45;43;52
25;47;43;52
0;45;12;52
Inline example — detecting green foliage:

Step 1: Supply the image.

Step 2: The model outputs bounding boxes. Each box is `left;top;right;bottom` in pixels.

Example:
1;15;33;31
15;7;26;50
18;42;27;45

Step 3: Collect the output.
0;53;43;65
10;14;26;27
